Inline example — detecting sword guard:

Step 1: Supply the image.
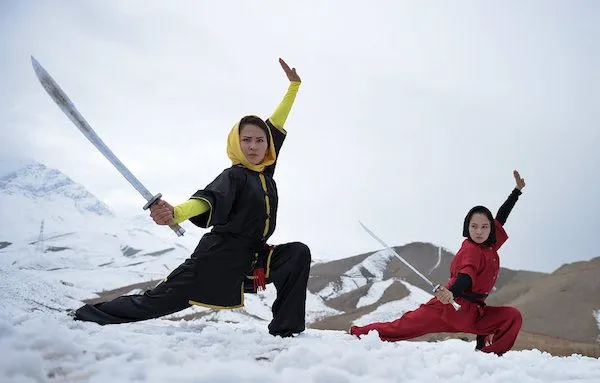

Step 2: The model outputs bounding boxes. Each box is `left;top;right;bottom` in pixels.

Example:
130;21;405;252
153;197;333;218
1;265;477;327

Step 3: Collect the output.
143;193;163;210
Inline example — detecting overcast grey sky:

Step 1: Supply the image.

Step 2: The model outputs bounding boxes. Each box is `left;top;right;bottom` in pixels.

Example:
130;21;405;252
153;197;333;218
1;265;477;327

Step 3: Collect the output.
1;1;599;272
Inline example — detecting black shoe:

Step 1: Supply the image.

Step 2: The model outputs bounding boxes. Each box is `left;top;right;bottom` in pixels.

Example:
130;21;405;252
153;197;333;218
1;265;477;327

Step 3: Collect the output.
475;335;485;350
269;330;295;338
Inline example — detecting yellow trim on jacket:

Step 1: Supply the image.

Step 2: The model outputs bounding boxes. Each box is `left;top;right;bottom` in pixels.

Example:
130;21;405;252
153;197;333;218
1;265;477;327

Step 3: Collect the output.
188;284;245;309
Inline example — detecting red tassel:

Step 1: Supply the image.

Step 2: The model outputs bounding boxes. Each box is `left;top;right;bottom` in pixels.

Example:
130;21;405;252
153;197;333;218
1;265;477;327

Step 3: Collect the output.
253;267;266;292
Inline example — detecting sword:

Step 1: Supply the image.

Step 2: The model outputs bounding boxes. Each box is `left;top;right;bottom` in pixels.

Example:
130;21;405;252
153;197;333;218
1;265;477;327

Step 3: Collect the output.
31;56;185;237
359;221;460;310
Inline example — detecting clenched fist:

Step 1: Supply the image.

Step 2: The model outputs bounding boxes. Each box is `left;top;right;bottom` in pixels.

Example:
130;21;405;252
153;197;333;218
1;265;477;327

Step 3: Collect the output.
150;199;175;226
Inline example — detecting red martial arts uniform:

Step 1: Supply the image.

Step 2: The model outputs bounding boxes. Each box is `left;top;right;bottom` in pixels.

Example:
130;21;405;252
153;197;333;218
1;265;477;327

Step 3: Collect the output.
351;220;522;355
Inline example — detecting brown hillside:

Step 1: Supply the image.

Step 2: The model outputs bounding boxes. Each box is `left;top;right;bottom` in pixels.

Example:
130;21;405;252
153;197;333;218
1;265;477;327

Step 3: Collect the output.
308;252;371;293
311;280;410;330
494;257;600;343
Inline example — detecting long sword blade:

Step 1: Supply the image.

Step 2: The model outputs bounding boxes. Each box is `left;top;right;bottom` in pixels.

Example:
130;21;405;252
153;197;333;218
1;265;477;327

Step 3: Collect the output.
31;56;154;201
31;56;184;237
359;221;436;290
359;221;460;310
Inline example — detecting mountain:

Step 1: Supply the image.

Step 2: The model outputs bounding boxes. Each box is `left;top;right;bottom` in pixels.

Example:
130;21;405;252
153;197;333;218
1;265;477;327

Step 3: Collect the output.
487;256;600;343
0;160;112;216
0;159;114;246
0;159;204;292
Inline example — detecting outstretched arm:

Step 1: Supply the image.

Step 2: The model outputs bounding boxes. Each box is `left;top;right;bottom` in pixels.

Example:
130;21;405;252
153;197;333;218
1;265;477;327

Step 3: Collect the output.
496;170;526;225
268;58;301;133
150;199;210;225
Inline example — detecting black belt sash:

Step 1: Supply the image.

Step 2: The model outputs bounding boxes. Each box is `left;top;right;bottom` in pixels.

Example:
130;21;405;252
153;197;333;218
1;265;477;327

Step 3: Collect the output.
457;291;488;306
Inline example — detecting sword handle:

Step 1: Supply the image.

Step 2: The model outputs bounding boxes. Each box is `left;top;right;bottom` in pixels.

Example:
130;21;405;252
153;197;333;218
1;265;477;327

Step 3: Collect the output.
143;193;186;237
433;284;461;311
168;223;186;237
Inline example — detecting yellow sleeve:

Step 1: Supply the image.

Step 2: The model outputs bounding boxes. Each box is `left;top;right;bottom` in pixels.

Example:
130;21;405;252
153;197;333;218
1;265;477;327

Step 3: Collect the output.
269;81;300;132
173;199;210;224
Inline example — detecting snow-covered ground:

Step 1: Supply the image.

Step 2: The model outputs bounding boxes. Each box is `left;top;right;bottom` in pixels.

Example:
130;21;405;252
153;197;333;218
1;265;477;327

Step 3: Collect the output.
2;297;600;382
2;247;600;383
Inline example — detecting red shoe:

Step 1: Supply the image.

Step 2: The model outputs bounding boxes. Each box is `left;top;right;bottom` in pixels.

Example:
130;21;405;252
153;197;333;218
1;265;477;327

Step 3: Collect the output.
348;325;361;338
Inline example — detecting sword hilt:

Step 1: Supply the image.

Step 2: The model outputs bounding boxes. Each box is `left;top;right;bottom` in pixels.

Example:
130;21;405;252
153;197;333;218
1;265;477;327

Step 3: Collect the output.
433;284;461;311
143;193;186;237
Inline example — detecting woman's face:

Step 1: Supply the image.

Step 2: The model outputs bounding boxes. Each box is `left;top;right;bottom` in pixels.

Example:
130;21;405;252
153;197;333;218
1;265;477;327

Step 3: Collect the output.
468;213;491;244
239;124;268;165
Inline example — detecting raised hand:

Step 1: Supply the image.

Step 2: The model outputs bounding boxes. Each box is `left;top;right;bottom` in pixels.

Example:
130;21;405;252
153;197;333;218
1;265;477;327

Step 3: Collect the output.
279;58;301;83
150;199;175;226
513;170;526;190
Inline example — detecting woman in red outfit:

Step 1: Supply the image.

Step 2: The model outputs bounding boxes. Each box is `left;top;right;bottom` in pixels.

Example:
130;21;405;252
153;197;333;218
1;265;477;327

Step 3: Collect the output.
350;170;526;355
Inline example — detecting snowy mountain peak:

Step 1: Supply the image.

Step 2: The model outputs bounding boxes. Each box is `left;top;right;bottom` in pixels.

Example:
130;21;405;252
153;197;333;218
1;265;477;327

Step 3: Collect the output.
0;160;112;217
317;249;395;300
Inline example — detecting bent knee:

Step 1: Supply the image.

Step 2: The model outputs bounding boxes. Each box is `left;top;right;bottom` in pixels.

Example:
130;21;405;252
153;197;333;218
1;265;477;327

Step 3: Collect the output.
286;242;312;264
507;307;523;327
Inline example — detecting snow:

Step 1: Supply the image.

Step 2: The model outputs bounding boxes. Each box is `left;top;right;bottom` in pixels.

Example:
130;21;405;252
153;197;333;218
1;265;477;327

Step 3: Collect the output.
317;249;394;300
2;257;599;383
595;310;600;342
356;279;394;308
354;281;434;326
1;160;600;382
0;162;112;216
2;308;600;382
428;245;443;275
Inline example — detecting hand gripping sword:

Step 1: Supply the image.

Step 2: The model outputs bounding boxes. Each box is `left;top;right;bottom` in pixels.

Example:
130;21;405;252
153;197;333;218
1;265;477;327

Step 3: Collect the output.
359;221;460;310
31;56;185;237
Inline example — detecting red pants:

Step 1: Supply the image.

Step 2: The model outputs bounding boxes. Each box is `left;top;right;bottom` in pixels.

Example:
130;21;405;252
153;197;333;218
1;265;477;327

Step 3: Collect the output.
351;299;522;355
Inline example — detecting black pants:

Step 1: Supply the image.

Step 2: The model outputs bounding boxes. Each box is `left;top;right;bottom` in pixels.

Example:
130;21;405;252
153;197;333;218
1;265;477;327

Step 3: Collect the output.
74;242;311;336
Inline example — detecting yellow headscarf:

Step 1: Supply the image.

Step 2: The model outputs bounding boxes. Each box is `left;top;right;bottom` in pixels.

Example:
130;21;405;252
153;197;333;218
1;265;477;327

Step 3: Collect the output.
226;117;277;173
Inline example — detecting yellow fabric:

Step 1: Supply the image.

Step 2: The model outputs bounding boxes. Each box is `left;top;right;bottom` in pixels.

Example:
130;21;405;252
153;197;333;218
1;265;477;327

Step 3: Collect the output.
269;81;300;132
226;81;300;173
227;120;277;173
173;198;210;224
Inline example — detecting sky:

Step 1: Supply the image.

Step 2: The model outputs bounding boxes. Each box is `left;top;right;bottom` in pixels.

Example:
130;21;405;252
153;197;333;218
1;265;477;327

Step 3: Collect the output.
1;1;599;273
1;221;599;382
